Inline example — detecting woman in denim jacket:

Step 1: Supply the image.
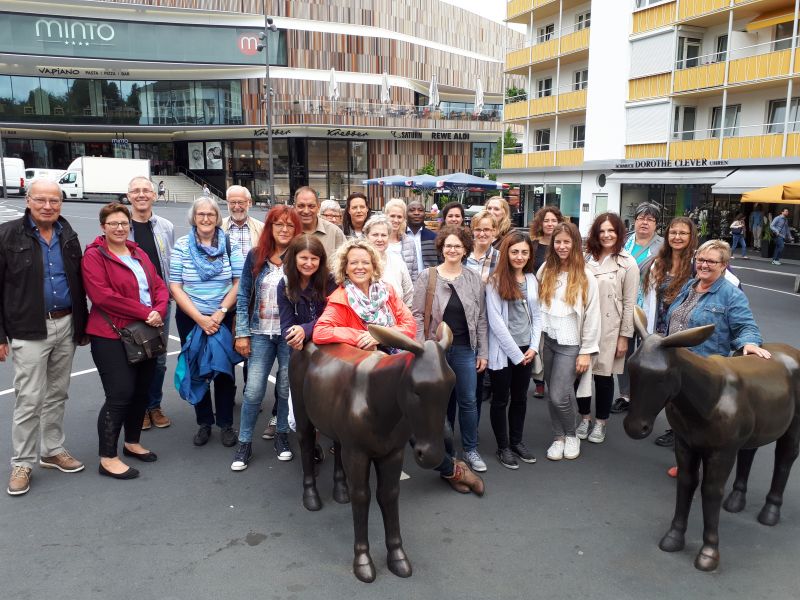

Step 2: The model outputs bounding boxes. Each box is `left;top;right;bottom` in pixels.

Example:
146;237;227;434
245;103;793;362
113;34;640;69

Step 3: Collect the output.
665;240;770;359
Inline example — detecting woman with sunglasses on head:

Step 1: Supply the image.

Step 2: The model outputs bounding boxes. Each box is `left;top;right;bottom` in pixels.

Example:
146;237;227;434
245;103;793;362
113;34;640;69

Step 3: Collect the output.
575;213;638;445
485;231;542;469
342;192;371;239
537;222;600;461
230;205;302;470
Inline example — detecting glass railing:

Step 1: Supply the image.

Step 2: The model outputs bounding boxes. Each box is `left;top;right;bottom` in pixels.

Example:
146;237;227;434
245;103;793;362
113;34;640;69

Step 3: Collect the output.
670;120;800;141
675;36;797;70
269;99;503;123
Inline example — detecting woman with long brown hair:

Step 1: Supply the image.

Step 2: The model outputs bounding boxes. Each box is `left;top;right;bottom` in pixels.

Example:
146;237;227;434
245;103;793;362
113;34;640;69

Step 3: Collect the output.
485;231;542;469
537;222;600;461
342;192;372;239
231;205;301;469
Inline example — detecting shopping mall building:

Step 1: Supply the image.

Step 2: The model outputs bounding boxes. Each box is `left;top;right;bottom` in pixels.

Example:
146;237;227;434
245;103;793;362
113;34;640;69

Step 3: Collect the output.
0;0;520;204
498;0;800;241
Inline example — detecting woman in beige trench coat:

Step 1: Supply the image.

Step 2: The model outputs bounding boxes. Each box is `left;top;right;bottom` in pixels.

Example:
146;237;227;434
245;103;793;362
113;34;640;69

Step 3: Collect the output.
576;213;638;444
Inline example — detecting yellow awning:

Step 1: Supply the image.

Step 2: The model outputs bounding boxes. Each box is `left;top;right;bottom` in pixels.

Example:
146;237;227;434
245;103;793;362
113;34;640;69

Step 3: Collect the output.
746;7;796;32
741;180;800;204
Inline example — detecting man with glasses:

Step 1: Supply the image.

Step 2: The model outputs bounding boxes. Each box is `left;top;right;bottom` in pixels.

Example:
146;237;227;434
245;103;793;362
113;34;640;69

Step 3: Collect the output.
295;187;345;258
611;202;664;414
222;185;264;259
0;180;89;496
127;176;175;430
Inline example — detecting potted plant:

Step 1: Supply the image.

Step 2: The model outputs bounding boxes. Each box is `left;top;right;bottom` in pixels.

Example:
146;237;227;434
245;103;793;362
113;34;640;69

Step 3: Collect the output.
761;225;773;258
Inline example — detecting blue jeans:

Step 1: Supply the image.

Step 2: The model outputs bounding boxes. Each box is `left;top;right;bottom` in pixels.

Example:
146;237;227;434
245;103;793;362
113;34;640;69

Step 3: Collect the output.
446;344;479;452
773;236;786;261
731;234;747;257
237;333;290;443
147;301;172;410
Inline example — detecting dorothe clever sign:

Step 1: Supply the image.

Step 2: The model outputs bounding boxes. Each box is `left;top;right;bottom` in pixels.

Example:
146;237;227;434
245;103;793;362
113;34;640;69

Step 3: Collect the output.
615;159;729;169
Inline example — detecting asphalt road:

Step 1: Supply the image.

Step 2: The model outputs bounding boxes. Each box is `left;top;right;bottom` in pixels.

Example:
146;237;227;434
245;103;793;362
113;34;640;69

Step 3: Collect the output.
1;198;799;599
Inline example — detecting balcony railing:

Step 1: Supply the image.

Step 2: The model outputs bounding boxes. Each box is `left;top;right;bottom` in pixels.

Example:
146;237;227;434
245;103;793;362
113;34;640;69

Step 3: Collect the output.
505;23;590;71
268;99;503;127
501;141;585;168
504;82;588;121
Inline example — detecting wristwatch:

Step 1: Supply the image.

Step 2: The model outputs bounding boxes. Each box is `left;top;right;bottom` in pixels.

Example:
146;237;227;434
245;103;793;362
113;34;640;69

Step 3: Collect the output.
219;307;228;314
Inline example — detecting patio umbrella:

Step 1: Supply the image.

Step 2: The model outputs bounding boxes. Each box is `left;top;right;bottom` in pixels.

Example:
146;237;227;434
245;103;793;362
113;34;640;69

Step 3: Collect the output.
473;79;485;116
404;174;441;189
427;75;440;109
328;68;340;102
435;172;504;191
381;72;391;104
742;181;800;204
362;175;409;186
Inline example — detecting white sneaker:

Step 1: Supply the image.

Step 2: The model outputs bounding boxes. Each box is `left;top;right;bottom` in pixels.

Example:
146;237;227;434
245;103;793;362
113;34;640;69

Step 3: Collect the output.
564;436;581;460
588;422;606;444
464;449;488;473
546;439;565;461
575;419;591;440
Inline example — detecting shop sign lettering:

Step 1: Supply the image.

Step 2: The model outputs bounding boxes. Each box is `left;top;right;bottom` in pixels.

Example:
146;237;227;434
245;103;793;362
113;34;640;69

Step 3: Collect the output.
327;128;369;138
615;158;729;169
431;132;470;140
390;130;423;139
253;128;292;136
35;19;116;46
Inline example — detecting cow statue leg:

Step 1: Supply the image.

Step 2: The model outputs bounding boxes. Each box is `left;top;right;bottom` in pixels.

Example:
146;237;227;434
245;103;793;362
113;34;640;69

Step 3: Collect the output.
375;447;412;578
758;421;800;526
341;447;376;583
722;448;757;513
332;441;350;504
298;419;322;511
659;434;700;553
695;449;738;571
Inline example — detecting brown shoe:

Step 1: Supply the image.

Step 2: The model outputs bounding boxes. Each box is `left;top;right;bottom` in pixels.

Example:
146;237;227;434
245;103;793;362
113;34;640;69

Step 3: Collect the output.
149;408;171;428
445;459;485;496
39;450;85;473
142;411;152;431
8;466;32;496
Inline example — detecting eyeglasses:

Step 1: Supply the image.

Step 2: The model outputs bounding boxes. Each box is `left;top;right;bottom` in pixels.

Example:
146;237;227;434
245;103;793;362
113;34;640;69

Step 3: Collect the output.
474;228;494;234
227;200;248;207
104;221;130;229
636;216;657;223
29;197;61;206
196;212;217;221
696;258;721;266
444;244;464;251
273;222;296;230
669;231;691;237
128;188;154;195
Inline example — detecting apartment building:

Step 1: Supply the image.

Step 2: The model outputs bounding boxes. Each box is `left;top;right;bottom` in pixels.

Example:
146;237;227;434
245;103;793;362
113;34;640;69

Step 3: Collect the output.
499;0;800;241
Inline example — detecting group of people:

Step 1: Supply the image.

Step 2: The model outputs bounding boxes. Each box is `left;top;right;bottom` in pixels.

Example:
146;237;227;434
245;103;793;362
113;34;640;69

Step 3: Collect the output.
0;179;771;496
728;203;795;265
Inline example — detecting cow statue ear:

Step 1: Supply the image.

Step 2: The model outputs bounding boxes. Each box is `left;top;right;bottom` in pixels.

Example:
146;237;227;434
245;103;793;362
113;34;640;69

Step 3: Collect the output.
435;322;453;351
633;306;649;340
660;324;715;349
368;324;424;356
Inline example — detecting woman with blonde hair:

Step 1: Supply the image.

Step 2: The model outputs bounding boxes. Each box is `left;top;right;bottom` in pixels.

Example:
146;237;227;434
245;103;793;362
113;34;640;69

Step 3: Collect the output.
537;222;600;461
364;214;414;307
485;197;512;247
465;211;500;283
383;198;419;280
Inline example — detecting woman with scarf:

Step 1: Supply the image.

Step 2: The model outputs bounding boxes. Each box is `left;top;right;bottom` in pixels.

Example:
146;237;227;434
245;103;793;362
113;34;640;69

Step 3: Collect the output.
231;205;302;469
170;197;244;448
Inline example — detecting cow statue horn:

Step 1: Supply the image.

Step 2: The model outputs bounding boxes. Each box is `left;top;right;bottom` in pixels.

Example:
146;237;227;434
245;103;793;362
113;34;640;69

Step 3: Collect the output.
633;306;649;340
368;324;425;356
435;322;453;351
660;324;715;349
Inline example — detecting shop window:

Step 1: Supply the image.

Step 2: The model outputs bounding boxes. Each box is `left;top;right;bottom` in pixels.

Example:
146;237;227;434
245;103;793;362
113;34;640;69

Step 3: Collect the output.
350;141;367;172
120;80;147;125
537;78;553;98
767;98;800;134
573;69;589;91
328;140;349;171
538;24;554;43
710;105;740;138
571;124;585;149
534;129;551;151
673;106;697;140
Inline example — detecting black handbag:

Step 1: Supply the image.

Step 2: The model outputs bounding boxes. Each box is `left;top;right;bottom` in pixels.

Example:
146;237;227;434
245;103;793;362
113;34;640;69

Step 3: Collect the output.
99;310;167;364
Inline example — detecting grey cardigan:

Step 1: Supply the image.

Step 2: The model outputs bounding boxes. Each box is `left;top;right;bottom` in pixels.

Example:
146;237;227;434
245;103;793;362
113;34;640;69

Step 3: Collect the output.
411;266;488;359
485;273;543;370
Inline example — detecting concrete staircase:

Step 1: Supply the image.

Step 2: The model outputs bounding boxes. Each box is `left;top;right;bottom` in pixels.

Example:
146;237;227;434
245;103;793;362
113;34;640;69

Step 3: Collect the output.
151;175;222;204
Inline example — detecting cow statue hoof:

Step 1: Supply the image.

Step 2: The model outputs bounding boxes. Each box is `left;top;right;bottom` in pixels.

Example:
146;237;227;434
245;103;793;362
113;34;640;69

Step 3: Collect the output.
757;503;781;526
722;489;747;513
333;480;350;504
658;528;685;553
353;553;376;583
302;487;322;512
694;546;720;572
387;548;413;578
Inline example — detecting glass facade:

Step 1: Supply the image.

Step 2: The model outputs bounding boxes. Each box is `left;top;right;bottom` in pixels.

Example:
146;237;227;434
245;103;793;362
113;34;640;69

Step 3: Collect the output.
0;76;243;125
522;183;583;228
471;142;493;177
306;139;367;201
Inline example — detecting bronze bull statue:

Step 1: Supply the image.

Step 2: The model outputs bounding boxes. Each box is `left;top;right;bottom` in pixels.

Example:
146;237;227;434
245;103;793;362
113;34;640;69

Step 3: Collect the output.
289;323;455;583
624;306;800;572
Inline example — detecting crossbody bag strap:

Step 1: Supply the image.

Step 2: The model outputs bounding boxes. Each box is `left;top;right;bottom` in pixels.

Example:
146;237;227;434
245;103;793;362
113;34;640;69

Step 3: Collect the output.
423;266;437;340
97;308;124;338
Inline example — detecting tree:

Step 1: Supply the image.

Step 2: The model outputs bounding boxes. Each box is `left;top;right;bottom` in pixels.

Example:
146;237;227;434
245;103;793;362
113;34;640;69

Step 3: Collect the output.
488;128;518;181
417;159;436;176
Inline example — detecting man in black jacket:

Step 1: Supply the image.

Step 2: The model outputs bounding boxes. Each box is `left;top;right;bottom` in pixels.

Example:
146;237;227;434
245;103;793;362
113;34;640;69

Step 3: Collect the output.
0;180;89;496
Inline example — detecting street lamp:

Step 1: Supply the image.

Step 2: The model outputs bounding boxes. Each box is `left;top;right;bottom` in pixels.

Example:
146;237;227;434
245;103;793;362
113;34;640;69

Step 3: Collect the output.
258;16;278;205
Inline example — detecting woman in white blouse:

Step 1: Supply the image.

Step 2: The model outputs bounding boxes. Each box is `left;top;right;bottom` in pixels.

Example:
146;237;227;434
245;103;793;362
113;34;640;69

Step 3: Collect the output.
364;215;414;307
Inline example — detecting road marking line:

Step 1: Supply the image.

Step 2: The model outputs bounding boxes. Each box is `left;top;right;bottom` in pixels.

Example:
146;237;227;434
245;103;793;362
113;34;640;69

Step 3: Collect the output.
741;283;800;297
731;266;797;278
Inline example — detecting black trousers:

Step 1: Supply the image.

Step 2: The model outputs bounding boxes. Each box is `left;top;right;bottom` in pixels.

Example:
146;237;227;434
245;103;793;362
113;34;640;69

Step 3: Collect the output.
577;374;614;421
91;336;156;458
489;346;534;449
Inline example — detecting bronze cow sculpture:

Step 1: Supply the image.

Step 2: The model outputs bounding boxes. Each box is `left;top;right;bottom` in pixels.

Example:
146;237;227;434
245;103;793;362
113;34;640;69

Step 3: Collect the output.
289;323;455;583
624;306;800;572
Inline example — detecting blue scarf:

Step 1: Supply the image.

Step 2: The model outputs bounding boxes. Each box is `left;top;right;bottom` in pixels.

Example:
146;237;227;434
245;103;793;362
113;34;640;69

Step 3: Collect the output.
189;227;227;281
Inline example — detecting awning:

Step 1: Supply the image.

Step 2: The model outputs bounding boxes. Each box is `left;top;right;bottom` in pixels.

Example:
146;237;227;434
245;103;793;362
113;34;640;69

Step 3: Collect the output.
607;169;733;185
746;6;796;32
711;167;800;194
742;180;800;204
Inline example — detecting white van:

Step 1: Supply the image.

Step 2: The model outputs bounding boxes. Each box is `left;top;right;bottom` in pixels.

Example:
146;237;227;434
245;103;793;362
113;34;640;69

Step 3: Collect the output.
25;168;65;191
1;157;26;196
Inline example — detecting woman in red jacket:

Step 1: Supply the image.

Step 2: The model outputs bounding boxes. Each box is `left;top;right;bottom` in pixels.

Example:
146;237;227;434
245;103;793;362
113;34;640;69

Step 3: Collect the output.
82;203;169;480
313;238;415;348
